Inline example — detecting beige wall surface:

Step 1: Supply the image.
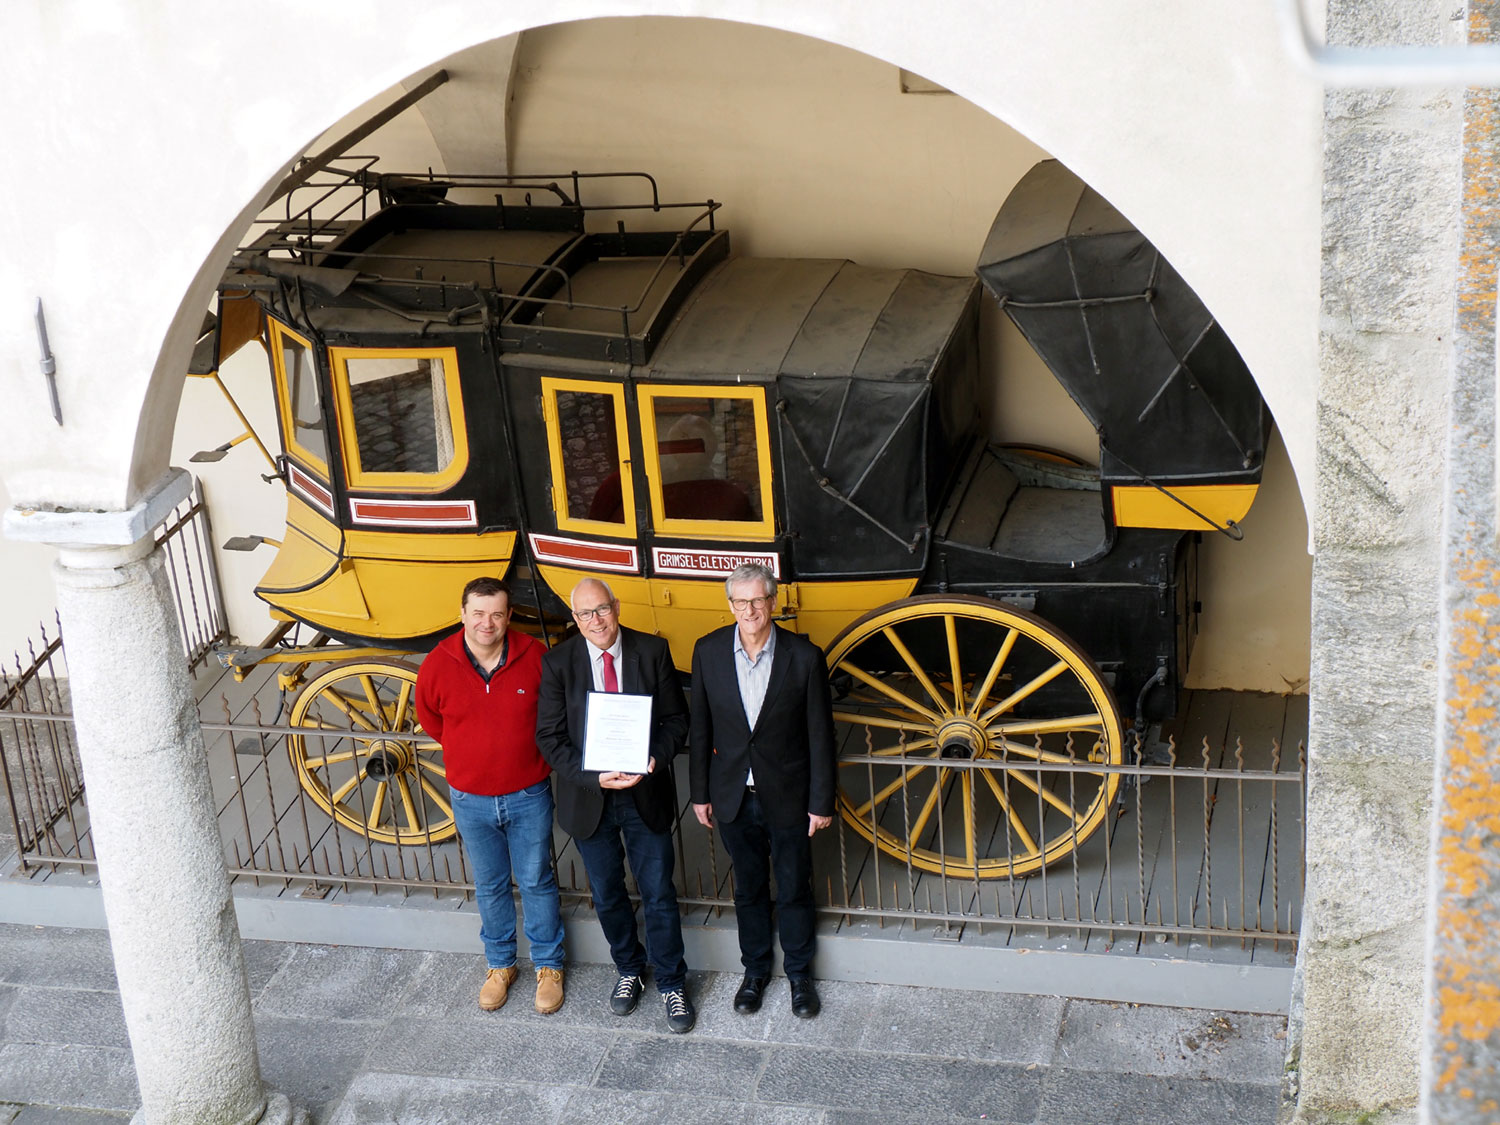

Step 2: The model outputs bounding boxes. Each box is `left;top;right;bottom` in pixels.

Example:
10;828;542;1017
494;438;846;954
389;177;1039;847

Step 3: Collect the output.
0;8;1314;694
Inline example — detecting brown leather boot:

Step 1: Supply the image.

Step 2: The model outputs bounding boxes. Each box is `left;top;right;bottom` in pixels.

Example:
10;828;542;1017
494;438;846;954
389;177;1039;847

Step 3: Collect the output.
535;967;565;1014
478;966;519;1011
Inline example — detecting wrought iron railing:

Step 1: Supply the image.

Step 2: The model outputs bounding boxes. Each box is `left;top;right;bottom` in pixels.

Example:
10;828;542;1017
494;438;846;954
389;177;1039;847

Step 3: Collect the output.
0;485;1305;948
0;483;228;871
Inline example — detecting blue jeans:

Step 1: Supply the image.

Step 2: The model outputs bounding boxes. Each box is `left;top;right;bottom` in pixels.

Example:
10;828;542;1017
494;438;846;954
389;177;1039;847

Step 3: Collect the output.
573;791;687;992
450;780;566;971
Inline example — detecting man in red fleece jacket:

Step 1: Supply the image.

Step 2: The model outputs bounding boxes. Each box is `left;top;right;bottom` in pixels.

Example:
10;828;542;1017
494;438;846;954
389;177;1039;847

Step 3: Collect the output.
416;576;566;1014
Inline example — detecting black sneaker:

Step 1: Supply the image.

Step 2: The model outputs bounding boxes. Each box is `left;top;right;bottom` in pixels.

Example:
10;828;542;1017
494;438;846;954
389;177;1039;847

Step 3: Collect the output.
662;987;696;1034
610;973;644;1016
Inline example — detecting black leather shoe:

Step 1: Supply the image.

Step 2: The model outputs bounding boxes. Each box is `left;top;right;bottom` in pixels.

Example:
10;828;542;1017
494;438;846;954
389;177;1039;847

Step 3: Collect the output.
663;987;696;1034
790;977;821;1019
733;974;768;1014
610;973;643;1016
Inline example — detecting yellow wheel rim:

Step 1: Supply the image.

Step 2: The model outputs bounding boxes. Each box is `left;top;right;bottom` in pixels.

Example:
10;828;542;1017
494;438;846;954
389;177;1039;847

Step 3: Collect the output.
828;596;1123;879
287;659;456;846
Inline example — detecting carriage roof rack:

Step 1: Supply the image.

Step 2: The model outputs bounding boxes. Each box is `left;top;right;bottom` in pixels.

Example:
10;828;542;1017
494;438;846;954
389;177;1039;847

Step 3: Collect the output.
228;161;728;364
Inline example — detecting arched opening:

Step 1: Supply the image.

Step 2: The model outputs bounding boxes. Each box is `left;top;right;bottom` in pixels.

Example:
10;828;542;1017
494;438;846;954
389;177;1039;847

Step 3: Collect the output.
171;17;1309;698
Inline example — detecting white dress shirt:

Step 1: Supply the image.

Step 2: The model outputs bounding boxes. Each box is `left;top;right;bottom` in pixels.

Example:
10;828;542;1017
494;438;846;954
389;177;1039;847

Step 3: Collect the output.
733;626;776;788
588;634;625;693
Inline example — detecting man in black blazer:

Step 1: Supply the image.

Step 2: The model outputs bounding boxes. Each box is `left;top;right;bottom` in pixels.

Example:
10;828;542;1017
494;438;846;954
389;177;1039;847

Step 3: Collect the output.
536;578;695;1033
689;562;837;1019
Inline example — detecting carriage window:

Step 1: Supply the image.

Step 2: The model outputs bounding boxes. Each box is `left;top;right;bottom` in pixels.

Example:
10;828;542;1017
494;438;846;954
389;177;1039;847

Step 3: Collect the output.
271;323;329;473
329;347;468;492
541;378;636;535
639;386;774;540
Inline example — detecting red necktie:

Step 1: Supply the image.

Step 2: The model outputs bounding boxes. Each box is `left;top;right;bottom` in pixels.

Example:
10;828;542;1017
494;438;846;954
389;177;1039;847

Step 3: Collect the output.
601;650;618;693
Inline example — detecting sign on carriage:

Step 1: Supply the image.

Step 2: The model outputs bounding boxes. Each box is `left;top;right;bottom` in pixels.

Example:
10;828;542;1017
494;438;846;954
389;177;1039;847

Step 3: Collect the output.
651;548;780;579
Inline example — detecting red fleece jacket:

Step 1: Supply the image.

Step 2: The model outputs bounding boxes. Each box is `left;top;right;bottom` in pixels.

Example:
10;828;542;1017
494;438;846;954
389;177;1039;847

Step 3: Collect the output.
415;628;550;797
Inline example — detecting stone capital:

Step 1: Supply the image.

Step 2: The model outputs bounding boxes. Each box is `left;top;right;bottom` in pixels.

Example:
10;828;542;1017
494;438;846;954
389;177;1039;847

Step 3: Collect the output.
1;467;192;555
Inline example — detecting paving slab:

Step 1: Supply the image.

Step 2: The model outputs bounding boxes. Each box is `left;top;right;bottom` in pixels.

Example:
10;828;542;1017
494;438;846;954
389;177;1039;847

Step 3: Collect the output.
254;944;427;1023
255;1015;384;1121
594;1033;768;1101
1055;998;1287;1081
240;938;295;1000
858;984;1066;1064
0;930;116;992
754;1044;1044;1120
562;1087;821;1125
325;1072;570;1125
0;1045;137;1114
367;1016;610;1085
825;1110;1028;1125
11;1109;130;1124
1037;1066;1280;1125
1;989;128;1050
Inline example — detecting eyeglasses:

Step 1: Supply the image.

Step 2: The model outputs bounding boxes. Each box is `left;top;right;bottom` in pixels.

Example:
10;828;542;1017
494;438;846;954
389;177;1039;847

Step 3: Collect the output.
572;603;617;623
728;595;774;613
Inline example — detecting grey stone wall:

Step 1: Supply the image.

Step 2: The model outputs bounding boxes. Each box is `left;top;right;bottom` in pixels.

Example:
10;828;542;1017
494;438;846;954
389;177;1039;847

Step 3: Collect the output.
1287;1;1462;1120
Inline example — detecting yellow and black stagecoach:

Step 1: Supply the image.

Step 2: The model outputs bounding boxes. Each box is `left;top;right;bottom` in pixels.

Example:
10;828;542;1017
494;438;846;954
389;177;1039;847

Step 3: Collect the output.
196;162;1269;878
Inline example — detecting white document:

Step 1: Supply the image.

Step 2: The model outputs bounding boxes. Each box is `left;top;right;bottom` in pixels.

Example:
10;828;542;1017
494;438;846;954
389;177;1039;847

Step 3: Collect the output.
583;691;653;774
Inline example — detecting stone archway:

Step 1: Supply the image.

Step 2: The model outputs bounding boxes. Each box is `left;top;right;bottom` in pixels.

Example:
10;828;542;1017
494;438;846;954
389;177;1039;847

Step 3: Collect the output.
0;5;1333;1122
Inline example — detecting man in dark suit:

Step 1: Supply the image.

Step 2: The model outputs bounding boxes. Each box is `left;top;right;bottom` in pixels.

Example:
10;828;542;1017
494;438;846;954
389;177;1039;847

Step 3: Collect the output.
536;578;696;1033
689;562;837;1019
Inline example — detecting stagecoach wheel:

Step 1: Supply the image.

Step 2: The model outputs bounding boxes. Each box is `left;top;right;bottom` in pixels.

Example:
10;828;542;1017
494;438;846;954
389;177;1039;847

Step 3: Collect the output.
827;596;1123;879
287;660;457;846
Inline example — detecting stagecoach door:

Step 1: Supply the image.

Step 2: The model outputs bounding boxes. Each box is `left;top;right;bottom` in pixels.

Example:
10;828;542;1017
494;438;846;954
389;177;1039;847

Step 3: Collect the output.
534;379;786;665
635;384;787;661
535;377;657;633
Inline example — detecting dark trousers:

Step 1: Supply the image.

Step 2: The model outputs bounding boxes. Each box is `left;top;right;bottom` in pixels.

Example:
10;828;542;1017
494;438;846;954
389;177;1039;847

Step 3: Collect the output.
573;790;687;992
717;788;816;978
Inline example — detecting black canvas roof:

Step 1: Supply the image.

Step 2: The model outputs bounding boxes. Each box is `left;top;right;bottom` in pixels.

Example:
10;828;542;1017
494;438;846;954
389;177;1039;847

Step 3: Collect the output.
649;258;978;382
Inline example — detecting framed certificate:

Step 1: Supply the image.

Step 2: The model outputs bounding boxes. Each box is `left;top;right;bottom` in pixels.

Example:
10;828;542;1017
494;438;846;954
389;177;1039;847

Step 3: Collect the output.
583;691;653;774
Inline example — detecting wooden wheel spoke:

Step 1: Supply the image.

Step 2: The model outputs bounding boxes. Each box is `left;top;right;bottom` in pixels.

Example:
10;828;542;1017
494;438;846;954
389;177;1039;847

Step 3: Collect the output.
301;750;359;770
416;758;448;778
836;660;943;724
945;615;965;715
419;776;454;818
864;737;938;757
966;628;1019;718
330;766;370;805
391;679;414;732
395;775;421;830
359;675;391;729
1004;767;1087;825
907;768;947;841
992;712;1103;738
315;689;379;733
978;767;1040;855
831;710;933;735
992;738;1102;770
979;660;1070;725
366;780;388;830
879;626;951;716
850;764;931;819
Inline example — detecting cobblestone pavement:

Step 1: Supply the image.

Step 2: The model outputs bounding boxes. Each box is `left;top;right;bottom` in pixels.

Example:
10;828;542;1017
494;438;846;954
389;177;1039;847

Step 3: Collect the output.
0;924;1288;1124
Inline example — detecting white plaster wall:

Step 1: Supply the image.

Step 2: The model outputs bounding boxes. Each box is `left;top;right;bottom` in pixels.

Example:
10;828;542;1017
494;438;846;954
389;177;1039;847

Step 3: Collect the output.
0;2;1321;690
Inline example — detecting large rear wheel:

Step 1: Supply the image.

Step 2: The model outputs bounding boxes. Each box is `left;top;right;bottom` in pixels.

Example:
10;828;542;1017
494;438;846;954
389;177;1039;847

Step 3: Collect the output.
827;596;1122;879
287;659;456;845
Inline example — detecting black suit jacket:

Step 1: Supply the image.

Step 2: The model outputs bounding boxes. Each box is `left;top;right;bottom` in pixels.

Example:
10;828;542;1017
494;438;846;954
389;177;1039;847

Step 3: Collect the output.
688;624;837;830
537;626;689;838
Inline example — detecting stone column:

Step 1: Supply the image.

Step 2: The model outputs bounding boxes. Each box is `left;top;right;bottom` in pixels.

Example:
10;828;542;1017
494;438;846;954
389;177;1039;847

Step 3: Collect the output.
1286;3;1462;1122
4;469;302;1125
1423;5;1500;1118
